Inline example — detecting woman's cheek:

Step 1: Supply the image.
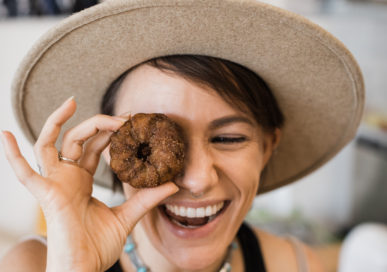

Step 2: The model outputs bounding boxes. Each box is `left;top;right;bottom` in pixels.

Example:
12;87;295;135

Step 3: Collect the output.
222;147;263;193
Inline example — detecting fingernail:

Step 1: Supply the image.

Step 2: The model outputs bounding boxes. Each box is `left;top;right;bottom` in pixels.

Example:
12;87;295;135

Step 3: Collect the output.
63;96;74;105
171;182;180;193
112;116;128;122
119;111;131;118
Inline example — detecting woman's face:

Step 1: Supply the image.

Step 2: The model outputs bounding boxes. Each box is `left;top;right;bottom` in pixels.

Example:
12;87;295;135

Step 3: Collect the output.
109;64;276;270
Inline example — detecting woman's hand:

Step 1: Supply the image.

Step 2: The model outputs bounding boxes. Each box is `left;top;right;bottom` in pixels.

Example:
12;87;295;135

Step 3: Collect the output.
0;97;179;272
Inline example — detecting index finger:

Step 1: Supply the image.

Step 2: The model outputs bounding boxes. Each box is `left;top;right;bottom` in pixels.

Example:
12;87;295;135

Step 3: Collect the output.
34;96;76;162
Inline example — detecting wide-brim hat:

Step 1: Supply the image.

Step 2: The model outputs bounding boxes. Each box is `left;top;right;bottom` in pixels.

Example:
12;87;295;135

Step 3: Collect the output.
12;0;364;194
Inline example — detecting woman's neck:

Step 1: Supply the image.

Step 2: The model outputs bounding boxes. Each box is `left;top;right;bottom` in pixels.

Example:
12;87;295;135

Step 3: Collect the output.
120;222;243;272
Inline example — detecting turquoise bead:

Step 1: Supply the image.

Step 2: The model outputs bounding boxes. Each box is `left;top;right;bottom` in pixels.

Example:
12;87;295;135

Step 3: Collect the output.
124;243;135;253
137;266;147;272
231;241;238;249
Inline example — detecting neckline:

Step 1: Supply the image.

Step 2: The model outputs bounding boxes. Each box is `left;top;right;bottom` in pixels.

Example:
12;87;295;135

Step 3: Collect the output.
112;222;266;272
123;235;237;272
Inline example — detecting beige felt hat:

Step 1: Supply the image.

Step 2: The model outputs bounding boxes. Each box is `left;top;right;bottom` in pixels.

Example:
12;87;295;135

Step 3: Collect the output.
12;0;364;194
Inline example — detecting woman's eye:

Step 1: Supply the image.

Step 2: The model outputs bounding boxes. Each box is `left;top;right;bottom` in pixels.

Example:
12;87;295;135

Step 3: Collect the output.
211;136;246;144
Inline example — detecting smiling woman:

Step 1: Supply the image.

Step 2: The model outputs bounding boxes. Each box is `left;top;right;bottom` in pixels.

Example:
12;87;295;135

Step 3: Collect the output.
100;58;282;271
0;0;364;271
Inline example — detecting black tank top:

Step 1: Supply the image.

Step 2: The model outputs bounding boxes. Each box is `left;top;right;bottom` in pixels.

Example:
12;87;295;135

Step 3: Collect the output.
106;222;266;272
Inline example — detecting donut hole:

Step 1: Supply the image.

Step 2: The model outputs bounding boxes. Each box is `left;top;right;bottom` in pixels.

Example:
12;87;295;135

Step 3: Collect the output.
136;142;151;161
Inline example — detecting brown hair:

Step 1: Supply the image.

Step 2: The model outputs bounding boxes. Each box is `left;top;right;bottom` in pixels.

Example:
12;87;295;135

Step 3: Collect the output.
101;54;284;191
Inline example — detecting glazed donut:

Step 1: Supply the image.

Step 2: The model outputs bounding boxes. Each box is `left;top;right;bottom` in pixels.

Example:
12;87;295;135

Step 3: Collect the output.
109;113;185;188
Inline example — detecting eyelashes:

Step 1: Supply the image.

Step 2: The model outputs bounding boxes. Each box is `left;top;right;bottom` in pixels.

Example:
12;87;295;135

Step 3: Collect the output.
211;136;246;144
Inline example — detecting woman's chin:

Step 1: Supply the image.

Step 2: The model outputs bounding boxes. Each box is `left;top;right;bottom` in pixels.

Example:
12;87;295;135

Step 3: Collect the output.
165;247;224;271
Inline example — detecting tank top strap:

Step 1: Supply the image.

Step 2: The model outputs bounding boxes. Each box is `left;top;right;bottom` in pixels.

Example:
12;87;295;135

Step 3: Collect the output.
285;236;310;272
237;222;267;272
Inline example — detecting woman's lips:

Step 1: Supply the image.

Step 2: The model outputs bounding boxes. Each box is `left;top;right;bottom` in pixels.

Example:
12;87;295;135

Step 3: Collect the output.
158;200;230;238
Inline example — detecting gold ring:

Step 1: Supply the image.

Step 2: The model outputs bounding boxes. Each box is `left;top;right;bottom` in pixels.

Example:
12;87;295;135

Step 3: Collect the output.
58;152;79;164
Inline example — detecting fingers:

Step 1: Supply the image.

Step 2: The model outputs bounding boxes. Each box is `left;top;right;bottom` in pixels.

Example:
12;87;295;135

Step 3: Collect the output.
79;130;114;175
0;131;48;200
112;182;179;233
34;95;126;178
34;96;76;167
60;115;125;162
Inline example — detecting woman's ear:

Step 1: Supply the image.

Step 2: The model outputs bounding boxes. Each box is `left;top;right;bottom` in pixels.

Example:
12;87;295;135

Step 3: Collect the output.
262;128;281;168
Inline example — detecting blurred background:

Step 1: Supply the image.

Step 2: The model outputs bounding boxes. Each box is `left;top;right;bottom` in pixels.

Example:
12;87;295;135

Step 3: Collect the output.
0;0;386;271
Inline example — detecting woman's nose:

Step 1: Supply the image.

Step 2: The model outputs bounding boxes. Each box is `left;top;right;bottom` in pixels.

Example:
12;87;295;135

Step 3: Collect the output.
175;141;218;196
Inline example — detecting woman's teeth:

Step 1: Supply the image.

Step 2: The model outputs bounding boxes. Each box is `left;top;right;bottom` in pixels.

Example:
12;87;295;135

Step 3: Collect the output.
165;202;224;218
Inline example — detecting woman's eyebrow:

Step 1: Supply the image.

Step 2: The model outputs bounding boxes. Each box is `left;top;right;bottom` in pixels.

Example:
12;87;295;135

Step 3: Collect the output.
209;115;254;130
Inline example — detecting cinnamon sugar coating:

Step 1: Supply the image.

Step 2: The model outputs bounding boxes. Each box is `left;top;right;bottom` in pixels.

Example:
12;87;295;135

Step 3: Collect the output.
109;113;185;188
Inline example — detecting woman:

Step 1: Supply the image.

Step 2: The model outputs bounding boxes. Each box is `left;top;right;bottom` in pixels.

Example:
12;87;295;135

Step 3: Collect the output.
0;0;364;271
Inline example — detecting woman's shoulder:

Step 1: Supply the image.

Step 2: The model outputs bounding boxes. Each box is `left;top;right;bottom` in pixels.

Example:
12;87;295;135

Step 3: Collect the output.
253;226;326;272
0;235;47;272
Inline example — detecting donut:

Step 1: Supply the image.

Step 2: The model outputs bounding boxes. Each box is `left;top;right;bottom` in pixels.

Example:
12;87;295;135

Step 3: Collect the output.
109;113;185;188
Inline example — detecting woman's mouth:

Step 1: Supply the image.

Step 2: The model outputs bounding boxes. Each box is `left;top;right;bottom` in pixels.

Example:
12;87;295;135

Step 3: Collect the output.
160;201;230;229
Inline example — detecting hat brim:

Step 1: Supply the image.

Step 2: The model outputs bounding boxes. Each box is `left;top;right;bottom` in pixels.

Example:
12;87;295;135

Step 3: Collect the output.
12;0;364;193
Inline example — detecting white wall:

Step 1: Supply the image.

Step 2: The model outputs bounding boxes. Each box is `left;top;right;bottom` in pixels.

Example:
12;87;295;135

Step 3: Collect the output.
0;18;62;237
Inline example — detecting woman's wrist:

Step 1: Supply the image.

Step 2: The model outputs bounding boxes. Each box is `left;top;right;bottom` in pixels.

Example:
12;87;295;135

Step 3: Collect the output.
46;259;98;272
46;246;100;272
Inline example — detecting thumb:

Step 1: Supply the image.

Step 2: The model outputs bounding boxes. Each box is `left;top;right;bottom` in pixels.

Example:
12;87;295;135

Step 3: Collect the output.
112;182;179;234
